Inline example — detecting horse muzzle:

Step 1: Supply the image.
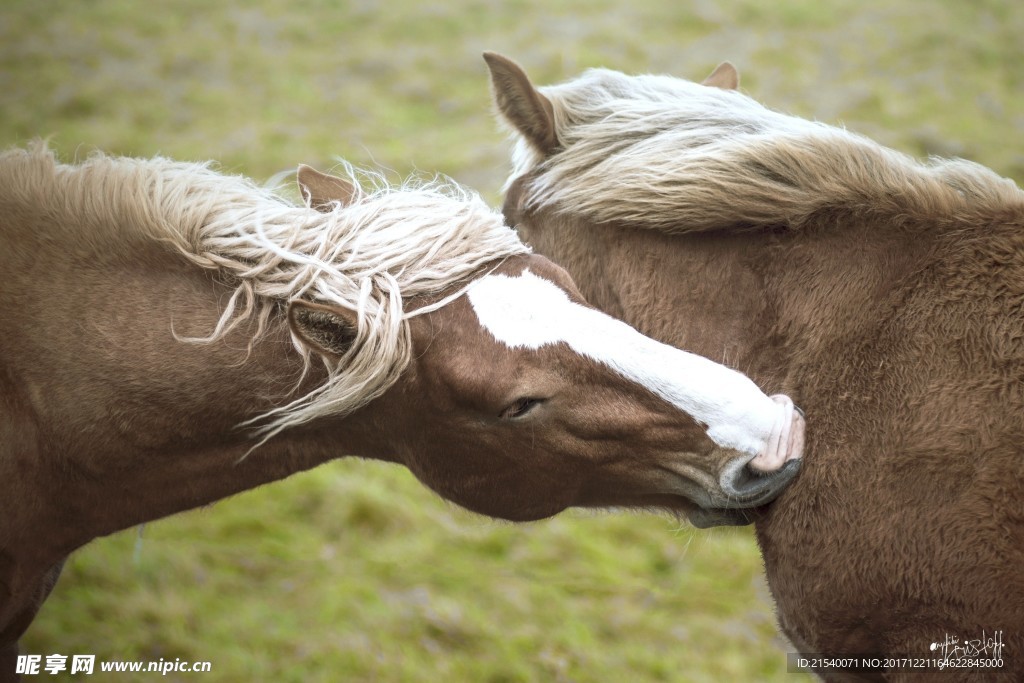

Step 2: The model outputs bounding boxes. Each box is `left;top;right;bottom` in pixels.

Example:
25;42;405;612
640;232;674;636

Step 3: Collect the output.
688;399;805;528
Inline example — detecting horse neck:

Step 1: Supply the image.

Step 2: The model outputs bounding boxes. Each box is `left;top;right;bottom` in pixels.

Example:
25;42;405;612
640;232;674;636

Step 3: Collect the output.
0;233;392;568
517;210;934;394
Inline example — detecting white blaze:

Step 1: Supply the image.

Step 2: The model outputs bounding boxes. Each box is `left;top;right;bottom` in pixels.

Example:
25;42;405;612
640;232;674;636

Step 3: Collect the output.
467;269;782;456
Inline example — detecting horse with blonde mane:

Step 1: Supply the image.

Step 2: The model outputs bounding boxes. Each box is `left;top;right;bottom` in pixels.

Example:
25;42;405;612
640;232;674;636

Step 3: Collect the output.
0;144;805;679
486;54;1024;681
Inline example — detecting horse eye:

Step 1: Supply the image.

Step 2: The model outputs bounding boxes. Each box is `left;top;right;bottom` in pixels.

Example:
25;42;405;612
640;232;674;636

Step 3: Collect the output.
500;397;544;420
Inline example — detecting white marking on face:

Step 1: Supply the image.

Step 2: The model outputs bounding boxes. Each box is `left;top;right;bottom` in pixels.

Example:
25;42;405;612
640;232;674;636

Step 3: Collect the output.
467;269;782;456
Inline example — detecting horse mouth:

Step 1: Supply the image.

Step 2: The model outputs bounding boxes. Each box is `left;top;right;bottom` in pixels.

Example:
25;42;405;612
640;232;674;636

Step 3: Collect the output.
687;507;755;528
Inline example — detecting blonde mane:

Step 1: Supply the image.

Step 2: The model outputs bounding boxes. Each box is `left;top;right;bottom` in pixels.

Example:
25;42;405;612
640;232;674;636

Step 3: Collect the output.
509;68;1024;232
2;143;528;441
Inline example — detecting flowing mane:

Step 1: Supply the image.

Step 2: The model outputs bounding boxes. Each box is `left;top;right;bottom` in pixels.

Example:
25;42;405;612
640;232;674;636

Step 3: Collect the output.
0;143;528;440
508;68;1024;232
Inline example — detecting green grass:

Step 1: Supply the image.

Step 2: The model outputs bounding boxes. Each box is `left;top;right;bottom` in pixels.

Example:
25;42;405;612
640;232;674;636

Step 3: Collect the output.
29;464;782;683
3;1;1022;680
23;464;787;682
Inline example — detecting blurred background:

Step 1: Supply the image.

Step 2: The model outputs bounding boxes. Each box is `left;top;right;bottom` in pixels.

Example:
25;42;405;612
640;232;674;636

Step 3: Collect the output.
3;1;1021;681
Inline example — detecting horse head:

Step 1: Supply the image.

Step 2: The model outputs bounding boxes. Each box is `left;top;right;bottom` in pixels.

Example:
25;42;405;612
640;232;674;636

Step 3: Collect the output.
293;165;803;526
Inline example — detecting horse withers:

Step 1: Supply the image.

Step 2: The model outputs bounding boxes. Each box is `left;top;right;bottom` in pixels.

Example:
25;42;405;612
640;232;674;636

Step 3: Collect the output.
0;145;803;679
486;53;1024;680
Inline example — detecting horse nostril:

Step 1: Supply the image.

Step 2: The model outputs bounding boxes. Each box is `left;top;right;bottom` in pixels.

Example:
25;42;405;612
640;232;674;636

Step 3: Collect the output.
721;458;802;505
794;405;805;419
728;464;757;492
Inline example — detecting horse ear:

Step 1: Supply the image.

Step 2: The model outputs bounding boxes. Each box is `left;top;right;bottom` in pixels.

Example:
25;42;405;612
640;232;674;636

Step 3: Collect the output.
297;164;361;212
702;62;740;90
483;52;559;155
288;300;359;357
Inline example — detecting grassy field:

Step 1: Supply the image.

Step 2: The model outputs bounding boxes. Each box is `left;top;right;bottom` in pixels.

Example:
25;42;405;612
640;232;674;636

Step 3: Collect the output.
3;1;1022;681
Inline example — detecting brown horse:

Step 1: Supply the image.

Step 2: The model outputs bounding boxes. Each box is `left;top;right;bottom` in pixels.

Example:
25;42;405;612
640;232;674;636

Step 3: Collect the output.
486;53;1024;681
0;144;804;679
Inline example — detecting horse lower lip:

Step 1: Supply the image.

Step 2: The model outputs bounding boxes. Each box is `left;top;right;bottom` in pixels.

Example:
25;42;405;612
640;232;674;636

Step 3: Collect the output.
688;507;752;528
